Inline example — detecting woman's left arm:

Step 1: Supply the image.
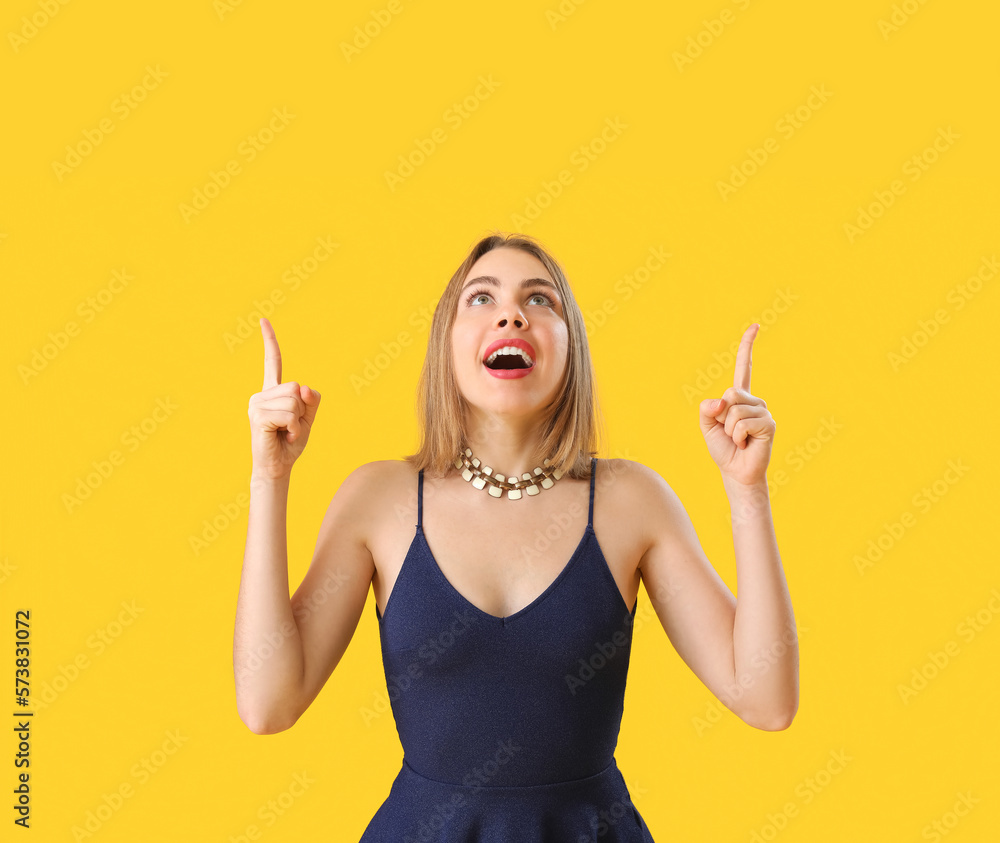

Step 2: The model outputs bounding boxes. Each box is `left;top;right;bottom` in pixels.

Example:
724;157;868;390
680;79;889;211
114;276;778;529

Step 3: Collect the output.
699;323;797;730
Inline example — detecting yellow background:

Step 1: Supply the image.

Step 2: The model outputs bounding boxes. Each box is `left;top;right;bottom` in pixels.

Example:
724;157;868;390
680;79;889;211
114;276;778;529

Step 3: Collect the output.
2;0;997;840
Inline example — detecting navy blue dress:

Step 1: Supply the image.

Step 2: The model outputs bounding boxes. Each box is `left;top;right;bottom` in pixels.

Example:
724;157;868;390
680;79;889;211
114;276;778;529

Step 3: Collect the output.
360;457;655;841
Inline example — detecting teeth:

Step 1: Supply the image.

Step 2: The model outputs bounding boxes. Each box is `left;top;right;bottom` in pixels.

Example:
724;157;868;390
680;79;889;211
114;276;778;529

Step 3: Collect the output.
485;346;534;366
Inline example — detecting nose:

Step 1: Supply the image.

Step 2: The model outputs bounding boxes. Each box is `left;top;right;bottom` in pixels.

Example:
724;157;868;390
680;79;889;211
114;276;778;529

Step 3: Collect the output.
497;302;528;329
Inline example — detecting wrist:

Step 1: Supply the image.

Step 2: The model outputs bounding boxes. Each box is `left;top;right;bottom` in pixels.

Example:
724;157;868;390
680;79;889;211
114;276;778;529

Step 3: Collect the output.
722;475;770;523
250;467;292;491
721;474;768;496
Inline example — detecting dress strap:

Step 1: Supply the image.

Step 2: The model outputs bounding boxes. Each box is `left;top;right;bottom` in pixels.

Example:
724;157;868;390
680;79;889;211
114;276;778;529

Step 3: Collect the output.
417;468;424;529
588;457;597;527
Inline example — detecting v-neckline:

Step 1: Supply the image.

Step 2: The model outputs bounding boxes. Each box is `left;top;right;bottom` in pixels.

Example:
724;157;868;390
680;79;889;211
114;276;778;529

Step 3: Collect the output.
419;524;593;624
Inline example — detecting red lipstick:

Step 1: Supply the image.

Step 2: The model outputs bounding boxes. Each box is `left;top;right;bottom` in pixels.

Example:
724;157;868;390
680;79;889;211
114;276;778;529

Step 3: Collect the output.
482;338;536;379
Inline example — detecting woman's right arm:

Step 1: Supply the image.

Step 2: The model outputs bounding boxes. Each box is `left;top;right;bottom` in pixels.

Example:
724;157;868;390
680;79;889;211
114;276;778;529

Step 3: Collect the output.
233;318;373;734
235;466;376;735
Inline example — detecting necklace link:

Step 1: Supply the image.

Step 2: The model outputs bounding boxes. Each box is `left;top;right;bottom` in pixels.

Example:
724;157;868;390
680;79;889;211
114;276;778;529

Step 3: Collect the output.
453;448;564;500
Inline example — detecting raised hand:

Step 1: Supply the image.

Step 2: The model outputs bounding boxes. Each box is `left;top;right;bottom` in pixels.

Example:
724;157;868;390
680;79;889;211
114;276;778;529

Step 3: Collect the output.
698;323;775;487
246;318;322;479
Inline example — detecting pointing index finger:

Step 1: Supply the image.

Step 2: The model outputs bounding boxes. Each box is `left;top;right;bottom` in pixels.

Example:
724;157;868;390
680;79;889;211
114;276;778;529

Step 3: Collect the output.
260;318;282;390
734;323;758;393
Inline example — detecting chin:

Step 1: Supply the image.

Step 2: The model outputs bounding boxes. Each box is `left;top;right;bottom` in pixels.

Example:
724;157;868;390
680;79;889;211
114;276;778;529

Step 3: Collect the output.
467;391;553;418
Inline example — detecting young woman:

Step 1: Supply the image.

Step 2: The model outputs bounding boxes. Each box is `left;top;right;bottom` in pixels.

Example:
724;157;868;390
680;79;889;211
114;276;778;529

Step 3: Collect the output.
234;232;797;841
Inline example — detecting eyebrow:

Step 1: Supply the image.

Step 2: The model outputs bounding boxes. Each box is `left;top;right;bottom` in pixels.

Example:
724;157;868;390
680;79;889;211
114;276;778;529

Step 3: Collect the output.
462;275;559;294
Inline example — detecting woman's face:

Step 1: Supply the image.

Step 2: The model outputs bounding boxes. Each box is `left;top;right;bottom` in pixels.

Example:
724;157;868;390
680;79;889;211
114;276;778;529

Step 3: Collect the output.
452;247;570;423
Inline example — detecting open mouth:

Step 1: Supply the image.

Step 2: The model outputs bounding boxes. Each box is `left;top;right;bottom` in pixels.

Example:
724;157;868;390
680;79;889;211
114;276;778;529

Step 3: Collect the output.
483;348;534;370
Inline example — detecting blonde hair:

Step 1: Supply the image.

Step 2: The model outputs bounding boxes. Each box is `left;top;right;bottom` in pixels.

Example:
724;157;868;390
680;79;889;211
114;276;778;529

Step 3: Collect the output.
404;231;605;480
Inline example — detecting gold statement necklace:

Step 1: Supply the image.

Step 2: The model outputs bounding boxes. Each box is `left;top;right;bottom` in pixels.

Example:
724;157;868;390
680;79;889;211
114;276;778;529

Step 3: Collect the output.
454;447;564;500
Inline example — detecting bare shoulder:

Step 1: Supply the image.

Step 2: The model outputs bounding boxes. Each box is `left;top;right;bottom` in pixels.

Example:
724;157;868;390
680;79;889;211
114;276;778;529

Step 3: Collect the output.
333;458;416;501
597;457;687;558
598;457;678;510
343;458;415;487
331;459;418;544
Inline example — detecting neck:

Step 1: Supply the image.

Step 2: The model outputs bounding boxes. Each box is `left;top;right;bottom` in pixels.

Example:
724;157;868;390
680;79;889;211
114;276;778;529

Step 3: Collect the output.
461;408;549;478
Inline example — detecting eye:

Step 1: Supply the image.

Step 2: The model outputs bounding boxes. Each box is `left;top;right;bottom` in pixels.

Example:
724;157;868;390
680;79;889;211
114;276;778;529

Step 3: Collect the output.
463;288;556;307
465;288;491;306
